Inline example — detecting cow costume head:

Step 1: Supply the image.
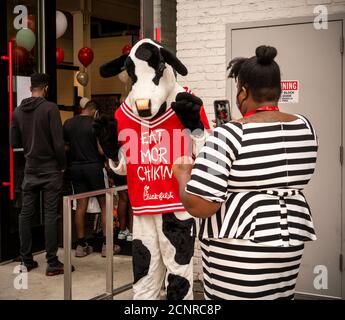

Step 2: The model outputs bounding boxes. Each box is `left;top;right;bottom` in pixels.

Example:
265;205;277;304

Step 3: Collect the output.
96;38;205;163
100;38;188;120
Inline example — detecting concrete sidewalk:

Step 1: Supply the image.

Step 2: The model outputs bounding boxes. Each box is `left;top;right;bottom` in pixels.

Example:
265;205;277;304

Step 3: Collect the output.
0;249;133;300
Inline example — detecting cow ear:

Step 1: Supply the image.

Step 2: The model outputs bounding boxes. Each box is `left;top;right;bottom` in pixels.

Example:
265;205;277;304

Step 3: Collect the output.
160;47;188;76
99;54;128;78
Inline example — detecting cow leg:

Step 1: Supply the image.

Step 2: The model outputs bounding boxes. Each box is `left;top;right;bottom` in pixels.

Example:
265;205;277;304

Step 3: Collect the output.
132;214;165;300
157;212;195;300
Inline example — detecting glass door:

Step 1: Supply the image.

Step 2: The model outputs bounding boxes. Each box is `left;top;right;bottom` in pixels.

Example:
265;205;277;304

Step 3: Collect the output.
0;0;55;262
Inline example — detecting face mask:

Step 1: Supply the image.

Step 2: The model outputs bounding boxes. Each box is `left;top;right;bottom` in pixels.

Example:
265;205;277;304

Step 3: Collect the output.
236;86;247;113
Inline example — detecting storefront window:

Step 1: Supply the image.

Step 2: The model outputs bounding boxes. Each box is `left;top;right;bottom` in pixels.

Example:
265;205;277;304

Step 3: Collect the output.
4;0;43;240
7;0;40;76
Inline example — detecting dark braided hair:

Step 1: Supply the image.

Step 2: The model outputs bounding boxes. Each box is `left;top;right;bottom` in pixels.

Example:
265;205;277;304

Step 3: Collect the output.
227;45;281;102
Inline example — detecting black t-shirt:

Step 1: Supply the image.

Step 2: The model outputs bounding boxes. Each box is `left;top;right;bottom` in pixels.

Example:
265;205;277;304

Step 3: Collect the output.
63;115;104;166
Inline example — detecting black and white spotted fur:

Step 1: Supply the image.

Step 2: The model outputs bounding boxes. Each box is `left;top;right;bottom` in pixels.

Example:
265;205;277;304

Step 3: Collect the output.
95;38;208;300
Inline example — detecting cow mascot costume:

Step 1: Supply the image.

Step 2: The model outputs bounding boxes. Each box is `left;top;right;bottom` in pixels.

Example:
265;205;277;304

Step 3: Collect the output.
95;39;210;300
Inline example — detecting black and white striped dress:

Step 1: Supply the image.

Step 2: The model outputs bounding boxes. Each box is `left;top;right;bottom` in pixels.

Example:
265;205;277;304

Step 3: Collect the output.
186;114;318;300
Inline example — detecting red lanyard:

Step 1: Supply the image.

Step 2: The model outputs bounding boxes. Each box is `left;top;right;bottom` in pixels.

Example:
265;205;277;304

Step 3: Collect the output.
243;105;279;118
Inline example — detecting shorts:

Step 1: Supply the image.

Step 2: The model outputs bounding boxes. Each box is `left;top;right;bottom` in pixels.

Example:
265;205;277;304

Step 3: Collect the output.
70;162;108;194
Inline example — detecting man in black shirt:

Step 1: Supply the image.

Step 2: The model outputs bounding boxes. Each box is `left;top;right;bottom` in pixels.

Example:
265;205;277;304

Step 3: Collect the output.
10;73;69;276
63;100;120;257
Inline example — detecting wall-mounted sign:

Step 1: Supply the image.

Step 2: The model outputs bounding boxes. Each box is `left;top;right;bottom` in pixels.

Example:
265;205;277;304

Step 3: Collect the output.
280;80;299;104
16;76;31;106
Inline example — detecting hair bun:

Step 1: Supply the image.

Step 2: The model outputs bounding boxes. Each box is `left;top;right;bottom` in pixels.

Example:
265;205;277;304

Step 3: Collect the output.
255;45;277;65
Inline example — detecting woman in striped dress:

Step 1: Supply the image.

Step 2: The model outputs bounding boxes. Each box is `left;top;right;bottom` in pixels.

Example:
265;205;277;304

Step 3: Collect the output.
172;45;318;300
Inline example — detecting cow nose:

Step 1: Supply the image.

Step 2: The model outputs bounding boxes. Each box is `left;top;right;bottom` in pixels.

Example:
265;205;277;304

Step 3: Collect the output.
135;99;151;110
135;99;152;117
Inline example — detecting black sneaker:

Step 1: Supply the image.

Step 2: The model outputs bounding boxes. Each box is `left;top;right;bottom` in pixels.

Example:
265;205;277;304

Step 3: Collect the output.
46;260;75;276
20;260;38;272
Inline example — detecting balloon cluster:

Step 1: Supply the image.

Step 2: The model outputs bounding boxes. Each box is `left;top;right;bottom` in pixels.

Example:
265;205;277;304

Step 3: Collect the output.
56;10;68;65
13;11;69;68
75;44;132;86
13;14;35;67
76;47;94;87
56;10;95;87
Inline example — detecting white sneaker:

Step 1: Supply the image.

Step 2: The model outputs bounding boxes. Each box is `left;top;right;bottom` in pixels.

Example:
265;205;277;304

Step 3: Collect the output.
118;229;129;240
101;243;121;257
75;244;93;257
126;233;133;242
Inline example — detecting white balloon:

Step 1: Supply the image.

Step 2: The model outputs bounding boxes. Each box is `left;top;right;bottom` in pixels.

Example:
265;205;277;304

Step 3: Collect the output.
76;71;89;87
56;11;68;39
118;70;129;83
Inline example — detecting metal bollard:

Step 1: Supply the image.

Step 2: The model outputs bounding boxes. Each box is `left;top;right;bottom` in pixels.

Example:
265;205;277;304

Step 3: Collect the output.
105;190;114;296
63;196;72;300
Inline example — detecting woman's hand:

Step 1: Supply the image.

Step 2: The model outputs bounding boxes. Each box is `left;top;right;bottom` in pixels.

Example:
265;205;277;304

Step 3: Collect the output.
173;156;220;219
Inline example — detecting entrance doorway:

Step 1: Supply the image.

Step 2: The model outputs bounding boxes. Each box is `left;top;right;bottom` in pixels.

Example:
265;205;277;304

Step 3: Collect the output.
0;0;154;264
0;0;56;263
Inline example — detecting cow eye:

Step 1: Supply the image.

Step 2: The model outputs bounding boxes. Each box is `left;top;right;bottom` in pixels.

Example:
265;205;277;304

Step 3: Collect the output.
135;43;161;70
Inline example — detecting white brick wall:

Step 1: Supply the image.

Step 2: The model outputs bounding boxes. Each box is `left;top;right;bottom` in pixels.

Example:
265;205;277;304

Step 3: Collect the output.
175;0;345;282
177;0;345;116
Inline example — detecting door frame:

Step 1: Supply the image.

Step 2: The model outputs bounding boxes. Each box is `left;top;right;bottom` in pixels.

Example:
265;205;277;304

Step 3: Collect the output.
226;14;345;299
0;0;9;264
141;0;154;39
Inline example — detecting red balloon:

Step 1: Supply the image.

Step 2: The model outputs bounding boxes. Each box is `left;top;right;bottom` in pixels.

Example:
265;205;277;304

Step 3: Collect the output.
78;47;94;68
13;46;29;67
122;44;132;55
56;47;64;65
25;14;35;31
